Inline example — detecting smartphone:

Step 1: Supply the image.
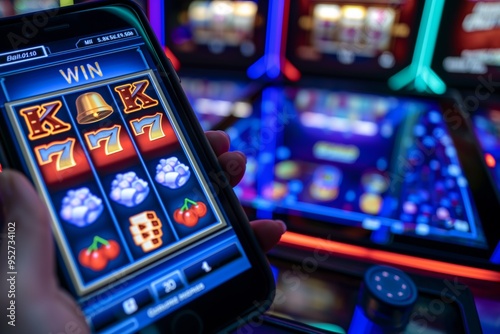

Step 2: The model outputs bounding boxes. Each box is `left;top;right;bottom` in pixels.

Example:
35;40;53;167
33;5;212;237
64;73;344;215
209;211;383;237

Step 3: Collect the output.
0;1;274;333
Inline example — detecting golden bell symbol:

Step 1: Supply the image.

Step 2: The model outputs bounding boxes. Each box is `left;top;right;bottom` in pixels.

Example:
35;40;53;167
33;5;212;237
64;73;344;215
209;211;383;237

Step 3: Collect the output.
76;92;114;124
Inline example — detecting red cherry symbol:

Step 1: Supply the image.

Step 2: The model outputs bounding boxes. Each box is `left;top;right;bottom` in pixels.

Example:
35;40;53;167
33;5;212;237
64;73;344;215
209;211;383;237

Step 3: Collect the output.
182;209;199;227
174;208;184;224
193;202;207;217
78;236;120;271
173;199;209;227
79;248;92;268
102;240;120;260
89;248;108;271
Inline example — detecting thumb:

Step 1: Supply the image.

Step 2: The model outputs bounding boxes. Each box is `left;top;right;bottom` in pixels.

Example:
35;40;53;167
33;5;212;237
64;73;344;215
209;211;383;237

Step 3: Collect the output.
0;170;58;295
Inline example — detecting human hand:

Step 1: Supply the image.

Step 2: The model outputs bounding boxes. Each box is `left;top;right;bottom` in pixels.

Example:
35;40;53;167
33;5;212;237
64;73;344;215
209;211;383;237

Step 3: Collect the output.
0;170;88;334
0;130;285;333
205;130;287;252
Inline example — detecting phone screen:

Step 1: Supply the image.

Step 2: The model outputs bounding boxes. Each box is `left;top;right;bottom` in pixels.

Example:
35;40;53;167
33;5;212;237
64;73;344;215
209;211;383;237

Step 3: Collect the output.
0;5;256;333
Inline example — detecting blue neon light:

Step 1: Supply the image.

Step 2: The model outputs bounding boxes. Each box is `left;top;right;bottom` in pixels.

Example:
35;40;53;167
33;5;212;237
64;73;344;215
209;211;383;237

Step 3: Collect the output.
150;1;165;45
491;241;500;264
388;0;446;94
247;0;284;79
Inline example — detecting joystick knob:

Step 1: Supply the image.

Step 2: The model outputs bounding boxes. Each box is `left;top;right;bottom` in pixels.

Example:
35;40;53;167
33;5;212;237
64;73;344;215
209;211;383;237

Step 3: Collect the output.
349;265;418;333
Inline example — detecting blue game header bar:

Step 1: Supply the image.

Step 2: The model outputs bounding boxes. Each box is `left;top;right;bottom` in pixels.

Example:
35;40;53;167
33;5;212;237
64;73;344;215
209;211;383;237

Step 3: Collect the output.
0;46;48;67
3;48;148;101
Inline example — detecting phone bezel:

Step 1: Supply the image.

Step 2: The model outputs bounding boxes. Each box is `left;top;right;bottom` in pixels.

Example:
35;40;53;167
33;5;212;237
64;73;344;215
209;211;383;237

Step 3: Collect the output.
0;1;275;332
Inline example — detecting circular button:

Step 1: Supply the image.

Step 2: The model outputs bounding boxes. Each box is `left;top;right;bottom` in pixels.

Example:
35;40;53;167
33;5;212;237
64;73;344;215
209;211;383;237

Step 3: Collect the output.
360;265;418;329
171;310;203;334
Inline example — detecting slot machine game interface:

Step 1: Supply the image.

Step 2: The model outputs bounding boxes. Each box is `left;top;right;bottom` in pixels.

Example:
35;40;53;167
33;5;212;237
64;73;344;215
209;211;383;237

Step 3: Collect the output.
0;0;499;333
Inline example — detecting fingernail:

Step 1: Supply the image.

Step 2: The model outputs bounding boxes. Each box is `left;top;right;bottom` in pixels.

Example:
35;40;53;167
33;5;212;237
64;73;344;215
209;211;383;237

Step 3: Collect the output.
275;220;287;234
234;151;247;164
218;130;230;140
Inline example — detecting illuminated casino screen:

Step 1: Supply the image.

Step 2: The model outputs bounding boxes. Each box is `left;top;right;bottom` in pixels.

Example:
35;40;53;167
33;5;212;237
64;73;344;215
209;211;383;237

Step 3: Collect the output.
433;0;500;86
473;104;500;192
180;78;259;131
164;0;267;69
233;87;490;251
179;77;263;206
286;0;424;78
432;0;500;194
175;82;500;268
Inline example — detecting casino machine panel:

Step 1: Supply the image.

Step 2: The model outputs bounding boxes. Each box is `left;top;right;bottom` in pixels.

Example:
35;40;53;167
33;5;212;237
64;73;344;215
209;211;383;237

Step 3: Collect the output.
254;1;499;333
160;1;500;332
433;0;500;203
285;0;424;80
433;0;500;87
164;0;267;70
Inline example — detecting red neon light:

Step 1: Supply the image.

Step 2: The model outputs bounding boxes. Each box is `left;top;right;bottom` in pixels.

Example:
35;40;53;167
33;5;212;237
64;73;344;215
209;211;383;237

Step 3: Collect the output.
164;47;181;71
280;0;290;57
279;232;500;282
280;0;301;81
485;153;496;168
283;60;301;81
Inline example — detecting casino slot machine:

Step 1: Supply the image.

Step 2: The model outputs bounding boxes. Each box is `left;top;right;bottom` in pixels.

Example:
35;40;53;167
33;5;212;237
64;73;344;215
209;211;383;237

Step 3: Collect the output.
430;1;500;332
158;0;499;333
262;1;500;333
282;0;421;80
0;0;497;333
433;0;500;195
